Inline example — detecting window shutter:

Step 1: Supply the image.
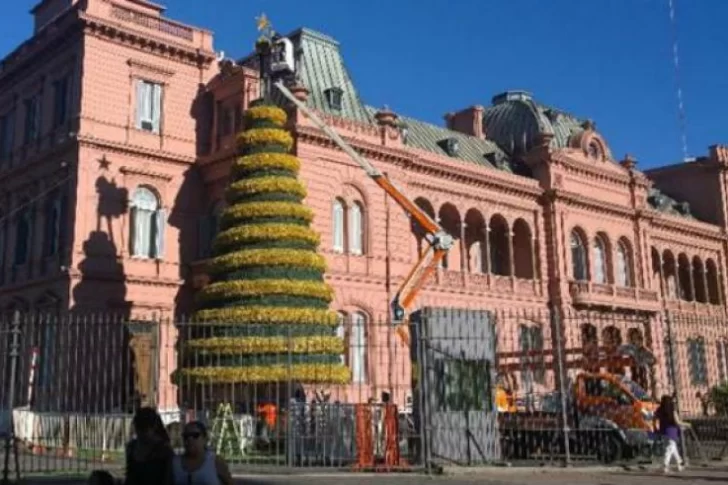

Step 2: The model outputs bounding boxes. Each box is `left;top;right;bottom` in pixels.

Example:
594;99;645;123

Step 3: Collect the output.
135;81;145;129
151;83;162;134
154;208;166;259
33;98;41;141
349;204;362;255
129;206;138;256
332;201;344;253
352;313;368;383
0;221;6;279
58;195;68;259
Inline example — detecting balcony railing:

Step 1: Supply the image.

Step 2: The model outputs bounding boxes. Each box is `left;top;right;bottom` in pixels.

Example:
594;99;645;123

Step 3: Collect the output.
435;270;543;298
568;281;660;311
109;3;194;41
665;299;725;315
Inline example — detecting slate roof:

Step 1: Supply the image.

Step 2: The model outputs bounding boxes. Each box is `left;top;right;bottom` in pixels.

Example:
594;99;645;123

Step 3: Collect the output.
239;28;513;172
482;91;592;156
236;27;697;217
647;188;694;218
363;106;511;170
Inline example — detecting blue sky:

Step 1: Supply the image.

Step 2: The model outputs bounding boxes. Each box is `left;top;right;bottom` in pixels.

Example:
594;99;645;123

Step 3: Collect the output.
2;0;726;169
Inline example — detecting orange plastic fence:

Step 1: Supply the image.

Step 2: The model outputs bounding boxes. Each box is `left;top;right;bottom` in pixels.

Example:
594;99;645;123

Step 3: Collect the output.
355;404;374;467
354;403;403;469
383;403;401;467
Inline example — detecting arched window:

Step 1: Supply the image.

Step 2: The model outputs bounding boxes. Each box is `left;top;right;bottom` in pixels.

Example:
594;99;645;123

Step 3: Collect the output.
570;230;588;281
348;202;364;255
13;207;32;266
593;236;608;284
616;240;631;287
130;187;165;259
332;198;345;253
350;312;368;383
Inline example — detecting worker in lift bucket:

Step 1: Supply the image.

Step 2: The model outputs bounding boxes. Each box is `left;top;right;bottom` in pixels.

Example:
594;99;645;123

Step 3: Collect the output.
495;372;517;413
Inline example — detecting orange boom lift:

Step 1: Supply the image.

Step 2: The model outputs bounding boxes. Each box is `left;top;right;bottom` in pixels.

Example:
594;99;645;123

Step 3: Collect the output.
274;80;454;346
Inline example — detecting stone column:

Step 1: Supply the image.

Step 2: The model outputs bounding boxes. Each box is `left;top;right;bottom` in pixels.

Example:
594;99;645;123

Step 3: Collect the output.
460;222;467;273
484;225;492;274
507;230;515;277
531;235;538;280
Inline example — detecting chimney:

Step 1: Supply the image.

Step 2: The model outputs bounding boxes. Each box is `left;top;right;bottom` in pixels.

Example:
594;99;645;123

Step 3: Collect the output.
444;105;485;139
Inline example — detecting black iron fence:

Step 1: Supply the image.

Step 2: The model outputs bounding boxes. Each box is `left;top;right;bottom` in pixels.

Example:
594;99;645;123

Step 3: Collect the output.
1;306;728;477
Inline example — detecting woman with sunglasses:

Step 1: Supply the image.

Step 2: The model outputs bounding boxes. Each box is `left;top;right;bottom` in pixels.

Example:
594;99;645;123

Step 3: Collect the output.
172;421;233;485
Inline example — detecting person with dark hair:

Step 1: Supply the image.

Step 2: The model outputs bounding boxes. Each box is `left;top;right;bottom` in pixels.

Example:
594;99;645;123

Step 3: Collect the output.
172;421;232;485
125;407;174;485
655;395;688;474
88;470;115;485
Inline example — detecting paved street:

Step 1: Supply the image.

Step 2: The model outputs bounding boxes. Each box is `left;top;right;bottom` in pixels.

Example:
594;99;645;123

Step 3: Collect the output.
18;466;728;485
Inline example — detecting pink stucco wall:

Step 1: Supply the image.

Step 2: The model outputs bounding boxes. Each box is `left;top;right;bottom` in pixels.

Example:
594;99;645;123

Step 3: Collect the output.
0;0;727;414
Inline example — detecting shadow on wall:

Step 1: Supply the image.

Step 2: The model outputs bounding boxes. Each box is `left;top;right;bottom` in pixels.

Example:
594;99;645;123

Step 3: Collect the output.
173;82;214;316
66;175;136;412
169;166;205;316
191;83;214;158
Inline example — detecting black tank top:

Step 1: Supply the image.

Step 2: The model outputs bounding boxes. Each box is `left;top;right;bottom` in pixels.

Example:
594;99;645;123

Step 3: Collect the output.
125;439;173;485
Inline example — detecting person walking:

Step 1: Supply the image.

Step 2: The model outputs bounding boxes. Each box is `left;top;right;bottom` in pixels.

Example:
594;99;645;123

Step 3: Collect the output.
125;407;174;485
172;421;233;485
655;395;688;474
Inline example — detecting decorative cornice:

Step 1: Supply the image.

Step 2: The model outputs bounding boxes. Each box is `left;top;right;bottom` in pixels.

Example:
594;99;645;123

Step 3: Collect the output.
647;211;723;240
125;275;184;288
551;150;631;186
551;188;635;218
119;165;173;181
409;180;537;214
76;134;195;165
127;58;175;78
79;13;215;67
68;268;182;288
294;125;542;199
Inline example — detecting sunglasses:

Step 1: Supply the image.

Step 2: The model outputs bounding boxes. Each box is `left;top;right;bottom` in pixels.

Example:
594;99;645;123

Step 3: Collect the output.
182;432;202;440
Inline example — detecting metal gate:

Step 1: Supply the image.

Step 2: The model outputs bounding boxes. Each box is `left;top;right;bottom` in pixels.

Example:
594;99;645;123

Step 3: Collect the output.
412;307;499;466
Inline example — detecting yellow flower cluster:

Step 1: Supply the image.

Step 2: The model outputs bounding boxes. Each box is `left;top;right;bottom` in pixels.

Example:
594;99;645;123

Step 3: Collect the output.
228;176;307;199
214;224;320;250
246;105;287;127
198;279;333;303
207;248;327;274
238;128;293;150
233;153;301;174
180;363;351;384
222;201;314;224
186;335;344;355
195;306;338;325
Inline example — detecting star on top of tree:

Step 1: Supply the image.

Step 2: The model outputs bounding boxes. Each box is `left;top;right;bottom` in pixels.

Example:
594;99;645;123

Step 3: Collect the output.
255;13;276;45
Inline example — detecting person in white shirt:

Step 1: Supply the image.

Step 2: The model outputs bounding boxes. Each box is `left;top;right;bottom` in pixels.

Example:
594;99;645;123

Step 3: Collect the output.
172;421;233;485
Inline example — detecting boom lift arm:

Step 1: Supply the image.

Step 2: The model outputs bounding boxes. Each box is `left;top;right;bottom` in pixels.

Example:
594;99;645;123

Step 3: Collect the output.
274;81;454;344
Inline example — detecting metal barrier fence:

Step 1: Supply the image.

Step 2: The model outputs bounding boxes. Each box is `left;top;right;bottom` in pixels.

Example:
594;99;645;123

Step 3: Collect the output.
1;306;728;477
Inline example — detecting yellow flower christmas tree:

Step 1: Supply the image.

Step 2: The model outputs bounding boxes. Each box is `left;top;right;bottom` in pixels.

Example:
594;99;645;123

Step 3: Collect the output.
181;101;350;384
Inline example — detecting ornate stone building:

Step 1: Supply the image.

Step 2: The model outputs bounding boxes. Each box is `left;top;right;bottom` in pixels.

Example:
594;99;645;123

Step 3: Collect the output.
1;0;726;412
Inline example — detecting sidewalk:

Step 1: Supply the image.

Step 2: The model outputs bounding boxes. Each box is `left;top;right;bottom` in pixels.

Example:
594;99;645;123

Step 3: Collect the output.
19;466;728;485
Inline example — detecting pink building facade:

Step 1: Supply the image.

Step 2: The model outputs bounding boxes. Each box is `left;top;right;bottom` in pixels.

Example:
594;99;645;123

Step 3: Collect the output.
1;0;727;413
